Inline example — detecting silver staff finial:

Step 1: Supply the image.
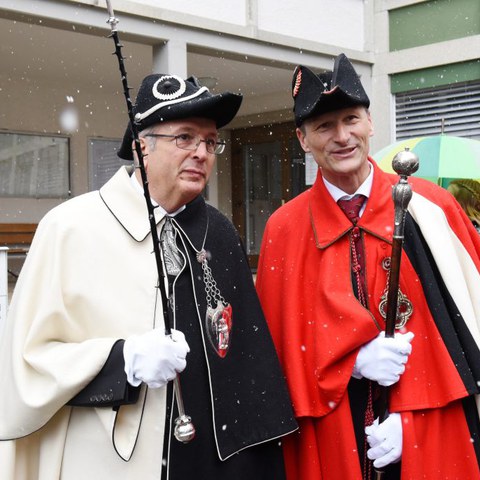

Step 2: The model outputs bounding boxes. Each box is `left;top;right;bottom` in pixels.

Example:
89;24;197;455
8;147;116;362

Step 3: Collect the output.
392;147;419;177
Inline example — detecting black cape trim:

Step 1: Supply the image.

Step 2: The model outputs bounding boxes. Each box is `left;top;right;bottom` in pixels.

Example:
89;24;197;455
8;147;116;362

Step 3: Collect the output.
162;195;296;476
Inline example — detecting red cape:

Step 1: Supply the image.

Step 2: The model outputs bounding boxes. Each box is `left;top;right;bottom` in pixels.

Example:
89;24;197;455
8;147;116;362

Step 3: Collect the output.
257;161;480;478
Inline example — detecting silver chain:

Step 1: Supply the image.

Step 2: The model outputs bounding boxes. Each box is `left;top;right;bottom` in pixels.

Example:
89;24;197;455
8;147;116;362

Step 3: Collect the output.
197;249;226;309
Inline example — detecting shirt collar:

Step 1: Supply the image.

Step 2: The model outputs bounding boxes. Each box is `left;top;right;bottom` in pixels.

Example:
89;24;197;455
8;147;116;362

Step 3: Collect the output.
322;161;374;202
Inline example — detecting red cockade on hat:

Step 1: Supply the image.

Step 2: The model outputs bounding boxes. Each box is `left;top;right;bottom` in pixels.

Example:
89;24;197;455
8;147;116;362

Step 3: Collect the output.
292;68;302;98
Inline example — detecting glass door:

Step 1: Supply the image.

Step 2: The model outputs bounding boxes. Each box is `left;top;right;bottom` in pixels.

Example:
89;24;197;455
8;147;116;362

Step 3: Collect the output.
231;122;307;269
244;141;283;256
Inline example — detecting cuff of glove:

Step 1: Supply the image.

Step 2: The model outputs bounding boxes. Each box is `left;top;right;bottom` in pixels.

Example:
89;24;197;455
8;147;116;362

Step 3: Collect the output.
352;362;363;380
123;337;142;387
125;371;142;387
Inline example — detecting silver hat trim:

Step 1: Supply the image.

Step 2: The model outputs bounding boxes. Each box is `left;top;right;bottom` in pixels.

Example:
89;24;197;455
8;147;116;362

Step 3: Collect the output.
134;85;210;123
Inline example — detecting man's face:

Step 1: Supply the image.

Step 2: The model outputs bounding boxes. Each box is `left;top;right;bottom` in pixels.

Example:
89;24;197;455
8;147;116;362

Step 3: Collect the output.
139;118;218;212
296;106;374;192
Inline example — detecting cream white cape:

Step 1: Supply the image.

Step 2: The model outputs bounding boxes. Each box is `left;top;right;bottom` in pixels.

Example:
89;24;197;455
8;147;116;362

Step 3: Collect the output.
0;168;168;479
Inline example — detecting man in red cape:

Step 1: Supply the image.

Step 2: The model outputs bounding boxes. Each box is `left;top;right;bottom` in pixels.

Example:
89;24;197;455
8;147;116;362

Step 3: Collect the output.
256;54;480;479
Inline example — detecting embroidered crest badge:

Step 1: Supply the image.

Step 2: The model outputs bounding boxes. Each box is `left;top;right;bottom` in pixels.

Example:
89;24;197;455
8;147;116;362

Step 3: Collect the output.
206;301;233;358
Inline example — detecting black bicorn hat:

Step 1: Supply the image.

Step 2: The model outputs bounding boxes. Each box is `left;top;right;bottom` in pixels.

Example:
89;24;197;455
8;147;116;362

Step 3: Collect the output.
291;53;370;127
118;74;243;160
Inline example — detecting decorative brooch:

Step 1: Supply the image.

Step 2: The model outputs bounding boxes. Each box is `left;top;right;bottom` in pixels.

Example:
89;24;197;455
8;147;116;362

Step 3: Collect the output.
378;257;413;329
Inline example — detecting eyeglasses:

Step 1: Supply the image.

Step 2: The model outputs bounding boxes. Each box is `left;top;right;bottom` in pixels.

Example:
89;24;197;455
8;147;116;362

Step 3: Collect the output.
145;133;226;154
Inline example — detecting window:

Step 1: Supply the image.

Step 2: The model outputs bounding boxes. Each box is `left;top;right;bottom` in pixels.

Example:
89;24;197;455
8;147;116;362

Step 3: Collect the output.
0;132;70;198
88;138;128;191
395;81;480;140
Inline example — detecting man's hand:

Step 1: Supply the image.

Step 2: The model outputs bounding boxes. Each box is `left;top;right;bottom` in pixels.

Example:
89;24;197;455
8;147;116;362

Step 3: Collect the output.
366;413;403;468
353;331;414;386
123;328;190;388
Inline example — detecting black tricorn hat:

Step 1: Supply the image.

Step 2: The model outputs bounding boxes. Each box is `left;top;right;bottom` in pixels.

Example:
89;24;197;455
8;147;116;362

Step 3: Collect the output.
292;54;370;127
118;74;243;160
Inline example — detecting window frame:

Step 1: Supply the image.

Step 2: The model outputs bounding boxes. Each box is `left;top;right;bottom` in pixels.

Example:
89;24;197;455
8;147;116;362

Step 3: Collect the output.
0;130;71;199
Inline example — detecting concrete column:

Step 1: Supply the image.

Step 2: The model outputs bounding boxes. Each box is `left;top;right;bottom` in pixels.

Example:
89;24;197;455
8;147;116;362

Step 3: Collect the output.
152;39;188;77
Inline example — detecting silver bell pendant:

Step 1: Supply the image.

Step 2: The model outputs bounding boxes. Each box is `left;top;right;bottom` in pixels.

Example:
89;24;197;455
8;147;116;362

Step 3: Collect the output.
174;414;196;443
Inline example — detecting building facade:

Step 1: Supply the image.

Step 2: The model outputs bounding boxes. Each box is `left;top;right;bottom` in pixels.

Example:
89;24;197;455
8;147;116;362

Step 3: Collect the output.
0;0;479;274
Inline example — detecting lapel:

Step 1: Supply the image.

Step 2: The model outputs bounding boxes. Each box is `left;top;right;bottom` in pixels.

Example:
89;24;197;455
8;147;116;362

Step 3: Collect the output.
309;159;396;249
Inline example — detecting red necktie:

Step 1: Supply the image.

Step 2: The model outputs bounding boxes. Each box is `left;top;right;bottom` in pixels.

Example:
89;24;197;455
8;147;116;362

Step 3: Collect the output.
338;194;367;306
337;194;365;225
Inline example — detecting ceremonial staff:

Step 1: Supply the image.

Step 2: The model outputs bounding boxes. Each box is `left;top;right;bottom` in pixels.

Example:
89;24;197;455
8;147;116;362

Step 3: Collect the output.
375;148;419;479
105;0;195;443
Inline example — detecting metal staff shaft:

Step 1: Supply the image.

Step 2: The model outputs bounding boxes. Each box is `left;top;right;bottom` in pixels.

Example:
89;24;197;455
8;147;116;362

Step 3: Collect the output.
374;148;419;480
105;0;195;443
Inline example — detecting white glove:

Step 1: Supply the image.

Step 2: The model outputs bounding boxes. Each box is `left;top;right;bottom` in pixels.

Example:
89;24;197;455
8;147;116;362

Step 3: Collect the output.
353;331;414;386
366;413;403;468
123;328;190;389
